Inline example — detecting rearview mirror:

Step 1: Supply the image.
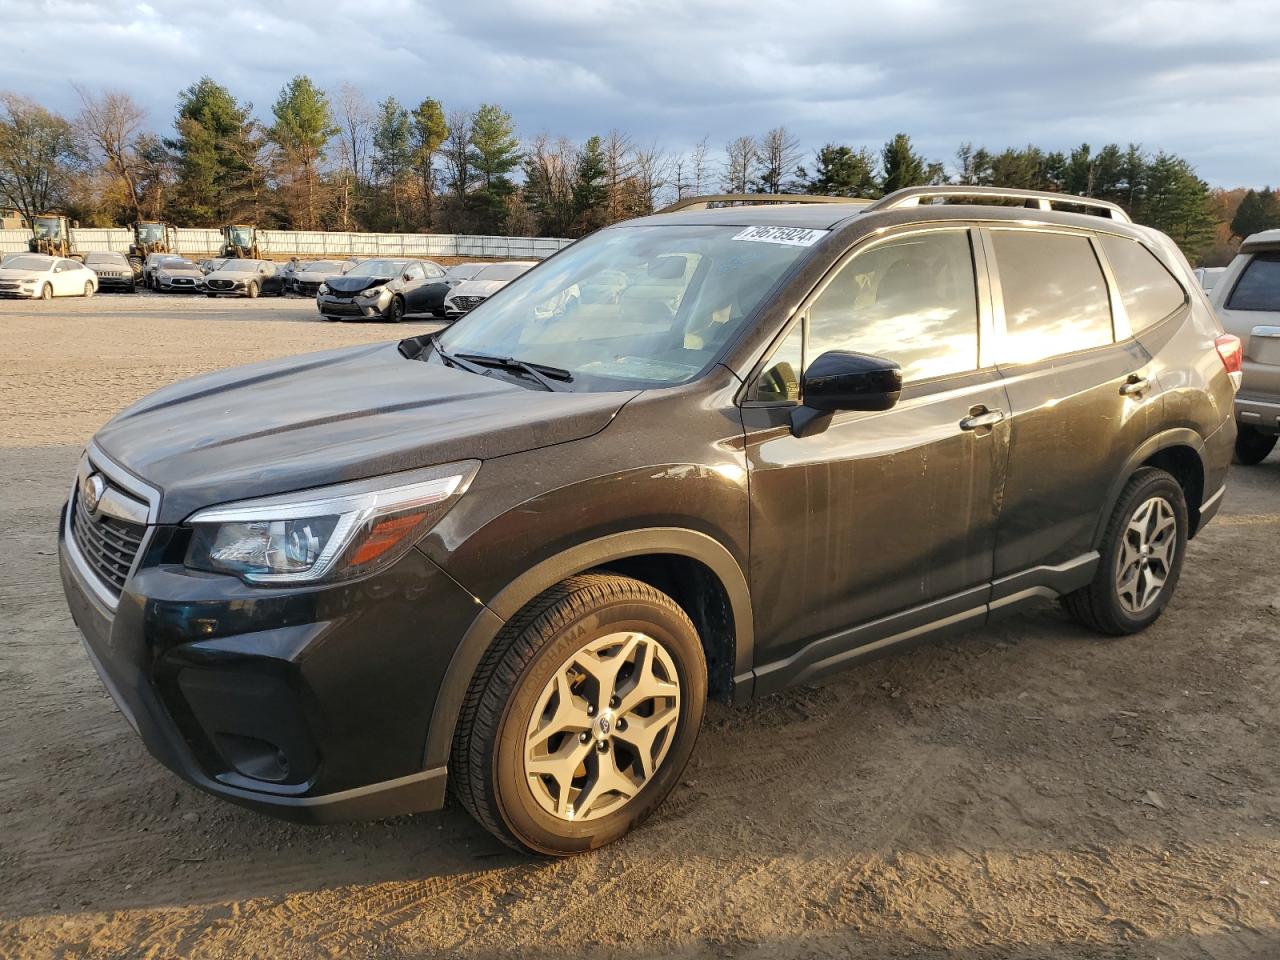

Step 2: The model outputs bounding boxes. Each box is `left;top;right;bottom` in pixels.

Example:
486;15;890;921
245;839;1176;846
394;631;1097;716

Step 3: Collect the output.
790;350;903;437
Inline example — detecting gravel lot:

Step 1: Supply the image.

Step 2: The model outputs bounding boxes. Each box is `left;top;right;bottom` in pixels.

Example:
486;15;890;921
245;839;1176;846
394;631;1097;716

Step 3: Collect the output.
1;293;1278;960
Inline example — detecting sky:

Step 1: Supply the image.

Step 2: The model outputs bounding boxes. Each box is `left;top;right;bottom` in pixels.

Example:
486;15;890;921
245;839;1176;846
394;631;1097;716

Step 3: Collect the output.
2;0;1278;187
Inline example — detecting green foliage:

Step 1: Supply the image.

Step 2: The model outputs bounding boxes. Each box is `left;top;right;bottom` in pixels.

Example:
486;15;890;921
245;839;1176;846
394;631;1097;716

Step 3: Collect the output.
1230;188;1280;239
410;98;447;226
270;75;337;161
1137;153;1218;259
467;103;521;232
371;97;412;228
880;133;928;193
168;77;264;224
573;135;608;228
799;144;879;198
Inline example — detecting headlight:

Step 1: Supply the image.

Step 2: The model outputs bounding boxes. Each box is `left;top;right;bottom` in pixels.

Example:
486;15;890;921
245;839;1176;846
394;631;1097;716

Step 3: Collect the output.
184;461;479;584
358;284;387;300
317;283;329;295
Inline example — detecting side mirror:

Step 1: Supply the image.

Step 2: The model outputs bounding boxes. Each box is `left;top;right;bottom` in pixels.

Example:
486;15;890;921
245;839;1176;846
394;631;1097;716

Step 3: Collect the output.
790;350;902;438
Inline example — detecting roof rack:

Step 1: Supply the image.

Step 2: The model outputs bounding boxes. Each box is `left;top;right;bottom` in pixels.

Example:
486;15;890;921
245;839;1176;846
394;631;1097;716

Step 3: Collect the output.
655;193;870;214
865;186;1131;223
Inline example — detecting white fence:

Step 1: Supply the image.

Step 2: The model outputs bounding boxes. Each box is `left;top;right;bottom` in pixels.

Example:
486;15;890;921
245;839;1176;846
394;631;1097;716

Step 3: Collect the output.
0;228;574;260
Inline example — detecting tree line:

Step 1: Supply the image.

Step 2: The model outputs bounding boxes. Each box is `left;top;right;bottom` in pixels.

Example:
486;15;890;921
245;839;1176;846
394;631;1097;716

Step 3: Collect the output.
0;76;1269;262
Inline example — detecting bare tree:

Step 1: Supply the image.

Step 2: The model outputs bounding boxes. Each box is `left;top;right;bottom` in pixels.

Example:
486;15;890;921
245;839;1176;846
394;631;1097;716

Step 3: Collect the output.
334;83;374;229
0;92;81;222
632;141;669;214
601;129;635;223
722;135;757;194
73;86;147;218
440;108;474;230
690;135;710;196
755;126;801;194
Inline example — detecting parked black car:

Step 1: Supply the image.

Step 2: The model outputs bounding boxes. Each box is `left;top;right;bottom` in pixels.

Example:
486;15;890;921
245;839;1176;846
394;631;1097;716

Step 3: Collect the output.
316;257;452;321
60;188;1237;856
82;251;136;293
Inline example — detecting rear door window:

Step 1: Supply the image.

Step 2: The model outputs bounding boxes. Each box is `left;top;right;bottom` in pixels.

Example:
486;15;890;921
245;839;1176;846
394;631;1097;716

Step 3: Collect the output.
1226;253;1280;311
1099;234;1186;331
805;229;981;382
991;230;1113;364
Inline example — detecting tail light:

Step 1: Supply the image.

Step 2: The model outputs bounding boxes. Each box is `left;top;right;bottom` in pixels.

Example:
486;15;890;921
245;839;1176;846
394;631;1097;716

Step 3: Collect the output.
1215;334;1243;390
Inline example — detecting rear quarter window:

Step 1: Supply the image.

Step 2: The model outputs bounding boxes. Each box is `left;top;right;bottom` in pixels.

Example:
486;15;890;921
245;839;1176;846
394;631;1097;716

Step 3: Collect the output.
991;230;1113;364
1098;235;1187;332
1226;253;1280;311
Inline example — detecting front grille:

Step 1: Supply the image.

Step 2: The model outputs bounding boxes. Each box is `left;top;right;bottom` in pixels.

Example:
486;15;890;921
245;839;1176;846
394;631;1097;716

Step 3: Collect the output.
297;281;321;296
0;280;19;289
206;279;235;290
452;296;485;311
321;300;363;316
168;277;195;286
70;488;146;597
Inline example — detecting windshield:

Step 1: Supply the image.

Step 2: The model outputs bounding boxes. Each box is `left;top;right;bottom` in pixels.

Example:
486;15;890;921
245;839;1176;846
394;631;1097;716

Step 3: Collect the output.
137;223;164;241
219;259;261;271
474;263;531;281
160;260;197;270
438;224;812;390
33;217;59;237
85;252;127;265
4;256;51;271
302;260;342;273
450;264;482;279
228;228;252;245
346;259;407;278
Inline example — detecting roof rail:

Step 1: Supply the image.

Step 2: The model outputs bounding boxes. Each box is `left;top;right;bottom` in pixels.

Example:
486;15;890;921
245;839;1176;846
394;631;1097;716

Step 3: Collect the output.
866;186;1131;223
655;193;870;214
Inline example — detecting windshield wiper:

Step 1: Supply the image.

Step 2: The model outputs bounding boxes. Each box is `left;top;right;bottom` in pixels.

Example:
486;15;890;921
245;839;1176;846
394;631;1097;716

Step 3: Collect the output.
430;336;490;377
456;353;574;392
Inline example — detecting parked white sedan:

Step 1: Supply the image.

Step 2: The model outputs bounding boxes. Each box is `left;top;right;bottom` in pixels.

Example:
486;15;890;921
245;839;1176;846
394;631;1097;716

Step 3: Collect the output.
441;261;537;319
0;255;98;299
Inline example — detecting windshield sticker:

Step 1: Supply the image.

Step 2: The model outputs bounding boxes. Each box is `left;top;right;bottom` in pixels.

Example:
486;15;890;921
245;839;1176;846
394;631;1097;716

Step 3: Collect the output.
732;226;829;247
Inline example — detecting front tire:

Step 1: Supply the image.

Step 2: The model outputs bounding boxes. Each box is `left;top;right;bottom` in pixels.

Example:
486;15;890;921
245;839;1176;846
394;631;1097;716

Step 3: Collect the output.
451;573;707;856
1062;467;1187;635
83;281;94;298
246;281;259;299
1233;424;1277;465
38;283;52;300
388;295;406;323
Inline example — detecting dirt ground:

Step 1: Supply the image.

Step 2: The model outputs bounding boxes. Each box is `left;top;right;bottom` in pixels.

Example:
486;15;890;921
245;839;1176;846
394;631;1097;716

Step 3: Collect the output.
0;293;1277;960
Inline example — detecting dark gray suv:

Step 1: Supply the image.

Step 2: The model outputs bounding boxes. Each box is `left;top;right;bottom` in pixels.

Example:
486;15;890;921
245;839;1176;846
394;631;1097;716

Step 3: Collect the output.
59;187;1238;855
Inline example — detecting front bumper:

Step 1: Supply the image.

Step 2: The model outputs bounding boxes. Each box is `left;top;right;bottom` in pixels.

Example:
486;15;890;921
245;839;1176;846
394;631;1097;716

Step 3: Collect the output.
317;293;388;319
94;275;134;291
59;506;480;823
156;277;201;293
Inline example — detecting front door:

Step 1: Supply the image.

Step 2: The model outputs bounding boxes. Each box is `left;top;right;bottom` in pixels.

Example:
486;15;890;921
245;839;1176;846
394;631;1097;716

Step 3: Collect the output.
742;227;1010;692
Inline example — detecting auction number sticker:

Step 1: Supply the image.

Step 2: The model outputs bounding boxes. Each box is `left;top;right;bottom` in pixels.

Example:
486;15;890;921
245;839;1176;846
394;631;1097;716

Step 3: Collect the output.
732;226;829;247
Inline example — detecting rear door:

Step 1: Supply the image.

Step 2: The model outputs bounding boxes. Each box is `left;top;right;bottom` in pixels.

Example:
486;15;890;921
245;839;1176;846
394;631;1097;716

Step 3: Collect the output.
743;225;1011;686
53;259;79;295
983;226;1158;598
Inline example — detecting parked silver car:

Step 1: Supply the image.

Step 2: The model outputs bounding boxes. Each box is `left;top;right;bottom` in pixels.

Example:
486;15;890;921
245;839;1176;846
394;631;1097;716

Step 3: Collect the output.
1210;229;1280;463
152;257;205;293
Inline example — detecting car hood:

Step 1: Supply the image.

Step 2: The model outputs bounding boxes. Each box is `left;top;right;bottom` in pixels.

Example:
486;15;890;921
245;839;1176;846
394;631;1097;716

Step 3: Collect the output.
295;270;335;282
158;267;203;277
203;269;258;281
449;278;508;299
93;340;637;523
0;267;47;280
325;274;395;294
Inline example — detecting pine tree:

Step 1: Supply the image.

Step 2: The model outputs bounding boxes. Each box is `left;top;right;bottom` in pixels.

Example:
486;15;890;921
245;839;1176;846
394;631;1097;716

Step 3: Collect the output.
168;77;264;225
372;97;412;228
572;135;607;232
269;75;338;229
1230;187;1280;239
467;103;521;233
799;144;879;198
880;133;927;193
410;98;446;229
1141;152;1218;259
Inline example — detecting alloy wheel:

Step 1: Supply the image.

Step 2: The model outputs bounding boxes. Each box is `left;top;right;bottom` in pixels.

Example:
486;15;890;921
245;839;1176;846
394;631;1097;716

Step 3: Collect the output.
1115;495;1177;615
523;631;681;822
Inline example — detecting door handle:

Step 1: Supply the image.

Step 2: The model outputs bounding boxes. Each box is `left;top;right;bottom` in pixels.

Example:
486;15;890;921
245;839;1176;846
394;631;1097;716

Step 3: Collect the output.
959;406;1005;431
1120;375;1151;397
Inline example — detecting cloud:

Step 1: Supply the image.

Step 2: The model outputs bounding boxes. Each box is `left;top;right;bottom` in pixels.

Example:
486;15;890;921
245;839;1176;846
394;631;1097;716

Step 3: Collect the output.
1;0;1276;185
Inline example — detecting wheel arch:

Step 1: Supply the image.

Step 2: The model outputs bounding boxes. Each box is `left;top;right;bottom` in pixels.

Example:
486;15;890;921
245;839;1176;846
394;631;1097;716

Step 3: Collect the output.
423;527;754;770
1095;429;1208;546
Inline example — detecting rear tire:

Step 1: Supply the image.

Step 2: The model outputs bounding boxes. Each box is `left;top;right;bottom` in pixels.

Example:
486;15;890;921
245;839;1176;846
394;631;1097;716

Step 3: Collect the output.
451;573;706;856
1062;467;1187;635
1233;424;1277;465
